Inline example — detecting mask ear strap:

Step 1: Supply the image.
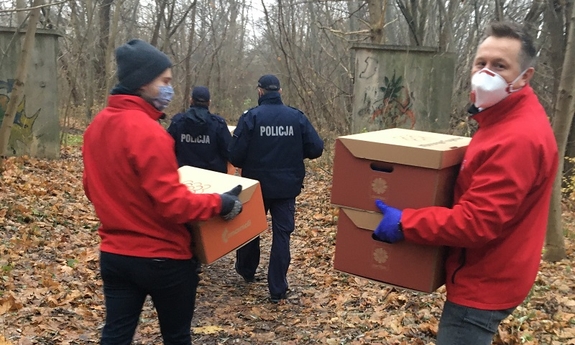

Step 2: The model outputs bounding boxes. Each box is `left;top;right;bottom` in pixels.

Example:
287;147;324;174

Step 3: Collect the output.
508;69;528;93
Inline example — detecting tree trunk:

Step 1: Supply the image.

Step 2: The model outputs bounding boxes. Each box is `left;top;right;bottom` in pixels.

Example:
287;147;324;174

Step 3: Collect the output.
17;0;28;26
0;0;43;171
182;1;197;112
105;0;122;94
438;0;457;52
150;0;168;47
367;0;385;44
494;0;504;21
96;0;114;100
545;0;566;98
545;2;575;262
396;0;423;45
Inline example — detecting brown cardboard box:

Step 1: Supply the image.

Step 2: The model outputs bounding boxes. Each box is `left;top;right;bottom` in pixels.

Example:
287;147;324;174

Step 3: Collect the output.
178;166;267;264
331;128;471;212
333;207;446;293
331;128;470;292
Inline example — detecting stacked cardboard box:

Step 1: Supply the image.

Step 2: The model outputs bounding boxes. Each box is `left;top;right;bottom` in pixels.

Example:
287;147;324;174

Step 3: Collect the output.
330;128;471;292
178;166;267;264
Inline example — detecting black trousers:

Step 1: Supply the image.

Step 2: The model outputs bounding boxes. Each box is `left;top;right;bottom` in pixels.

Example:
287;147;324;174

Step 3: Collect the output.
99;251;200;345
236;197;296;296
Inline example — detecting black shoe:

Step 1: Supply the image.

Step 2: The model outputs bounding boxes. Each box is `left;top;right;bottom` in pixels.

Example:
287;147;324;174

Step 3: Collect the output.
235;264;255;283
269;292;287;304
241;275;255;283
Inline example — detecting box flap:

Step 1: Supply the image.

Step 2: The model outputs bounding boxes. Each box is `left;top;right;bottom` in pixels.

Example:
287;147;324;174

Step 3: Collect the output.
338;128;471;169
178;166;258;203
340;208;381;231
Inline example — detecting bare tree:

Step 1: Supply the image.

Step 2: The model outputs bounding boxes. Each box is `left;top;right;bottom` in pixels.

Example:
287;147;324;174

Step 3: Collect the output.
96;0;114;99
546;2;575;262
367;0;386;43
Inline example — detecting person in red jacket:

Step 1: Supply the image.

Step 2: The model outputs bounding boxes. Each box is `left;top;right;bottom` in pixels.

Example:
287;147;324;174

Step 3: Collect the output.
82;39;242;345
372;22;559;344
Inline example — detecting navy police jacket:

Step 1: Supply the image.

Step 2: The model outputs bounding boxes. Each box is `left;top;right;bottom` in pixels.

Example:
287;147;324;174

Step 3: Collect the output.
167;106;232;173
229;92;324;199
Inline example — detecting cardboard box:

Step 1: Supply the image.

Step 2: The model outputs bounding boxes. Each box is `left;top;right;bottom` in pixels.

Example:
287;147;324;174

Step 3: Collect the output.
333;207;446;293
178;166;267;264
331;128;470;292
331;128;471;211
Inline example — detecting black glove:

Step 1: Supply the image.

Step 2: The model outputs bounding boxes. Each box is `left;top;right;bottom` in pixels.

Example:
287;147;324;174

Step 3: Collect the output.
220;185;243;221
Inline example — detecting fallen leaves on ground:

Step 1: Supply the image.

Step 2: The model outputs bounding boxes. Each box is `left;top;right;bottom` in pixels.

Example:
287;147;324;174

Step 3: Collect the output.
1;146;574;344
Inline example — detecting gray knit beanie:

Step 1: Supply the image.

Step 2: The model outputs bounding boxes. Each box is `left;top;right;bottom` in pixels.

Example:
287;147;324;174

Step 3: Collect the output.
114;39;172;92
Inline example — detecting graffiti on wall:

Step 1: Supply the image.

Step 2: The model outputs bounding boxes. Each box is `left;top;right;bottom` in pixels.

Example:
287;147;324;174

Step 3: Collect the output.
356;56;416;129
370;71;416;129
359;56;378;79
0;79;41;154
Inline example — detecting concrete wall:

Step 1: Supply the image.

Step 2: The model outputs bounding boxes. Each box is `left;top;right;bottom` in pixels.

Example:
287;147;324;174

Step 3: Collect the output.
0;27;60;158
351;44;455;134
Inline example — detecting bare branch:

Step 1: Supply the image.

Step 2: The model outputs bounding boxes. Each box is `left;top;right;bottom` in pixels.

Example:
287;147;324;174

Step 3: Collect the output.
0;0;70;13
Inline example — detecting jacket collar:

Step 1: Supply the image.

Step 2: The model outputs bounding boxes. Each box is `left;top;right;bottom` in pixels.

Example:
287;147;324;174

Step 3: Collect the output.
468;85;533;128
184;106;210;124
258;92;283;105
107;94;165;121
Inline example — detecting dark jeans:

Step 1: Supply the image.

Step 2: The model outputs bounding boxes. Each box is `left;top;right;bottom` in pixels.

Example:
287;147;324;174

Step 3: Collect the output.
436;300;516;345
100;251;200;345
236;197;295;296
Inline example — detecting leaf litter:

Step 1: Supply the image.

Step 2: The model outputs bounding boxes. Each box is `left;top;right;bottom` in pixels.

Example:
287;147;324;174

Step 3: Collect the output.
0;146;574;344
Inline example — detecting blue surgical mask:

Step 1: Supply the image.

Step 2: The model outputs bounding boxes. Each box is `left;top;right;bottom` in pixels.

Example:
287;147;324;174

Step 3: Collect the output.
152;85;174;111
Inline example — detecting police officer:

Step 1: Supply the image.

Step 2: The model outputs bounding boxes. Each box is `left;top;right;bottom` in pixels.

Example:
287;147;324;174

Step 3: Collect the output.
167;86;232;173
229;74;324;303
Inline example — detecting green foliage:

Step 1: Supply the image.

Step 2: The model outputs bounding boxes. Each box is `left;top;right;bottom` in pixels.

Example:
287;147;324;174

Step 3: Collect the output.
521;333;534;343
66;258;78;268
61;133;83;147
1;263;13;274
243;98;253;109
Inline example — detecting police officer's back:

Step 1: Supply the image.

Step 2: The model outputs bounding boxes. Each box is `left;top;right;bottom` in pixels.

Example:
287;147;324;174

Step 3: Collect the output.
229;76;323;198
229;74;323;303
168;86;231;173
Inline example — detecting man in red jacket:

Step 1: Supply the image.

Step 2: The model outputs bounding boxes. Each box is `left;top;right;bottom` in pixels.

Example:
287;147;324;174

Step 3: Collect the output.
372;22;559;344
82;39;242;345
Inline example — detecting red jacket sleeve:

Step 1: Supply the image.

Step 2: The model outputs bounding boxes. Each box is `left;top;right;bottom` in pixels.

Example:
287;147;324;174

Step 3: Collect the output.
128;120;222;224
401;134;543;248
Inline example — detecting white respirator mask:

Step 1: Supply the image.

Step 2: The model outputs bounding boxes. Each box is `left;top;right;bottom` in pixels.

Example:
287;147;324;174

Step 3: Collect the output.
470;68;526;112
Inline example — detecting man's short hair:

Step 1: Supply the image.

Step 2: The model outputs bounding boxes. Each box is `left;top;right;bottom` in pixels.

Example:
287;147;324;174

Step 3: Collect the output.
482;21;537;70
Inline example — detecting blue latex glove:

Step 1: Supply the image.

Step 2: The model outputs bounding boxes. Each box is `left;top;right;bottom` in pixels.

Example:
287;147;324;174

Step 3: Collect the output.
372;200;404;243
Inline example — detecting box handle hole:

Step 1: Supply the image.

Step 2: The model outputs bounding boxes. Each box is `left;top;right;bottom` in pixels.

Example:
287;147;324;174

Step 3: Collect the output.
370;162;394;173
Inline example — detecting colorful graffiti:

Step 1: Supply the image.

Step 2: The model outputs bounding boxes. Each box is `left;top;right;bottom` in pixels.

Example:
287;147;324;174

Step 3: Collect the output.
0;79;41;154
370;71;416;129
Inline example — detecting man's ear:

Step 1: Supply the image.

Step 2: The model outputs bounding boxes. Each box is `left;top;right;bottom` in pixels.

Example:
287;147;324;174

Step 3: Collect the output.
520;67;535;87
